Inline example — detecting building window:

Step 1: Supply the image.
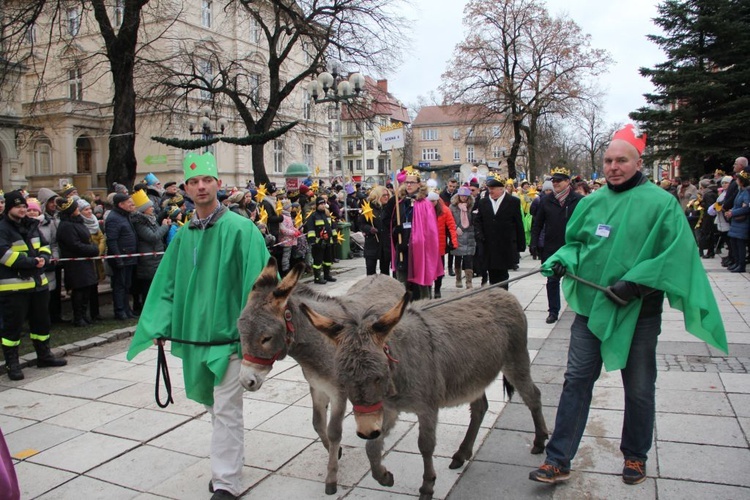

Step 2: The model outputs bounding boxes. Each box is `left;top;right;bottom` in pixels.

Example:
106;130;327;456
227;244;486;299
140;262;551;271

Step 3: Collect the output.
492;146;504;158
378;158;386;174
68;7;81;36
347;122;357;135
114;0;124;28
453;128;460;140
366;139;374;150
492;125;501;138
249;72;260;104
303;143;314;166
33;140;53;175
249;16;261;43
453;148;460;161
198;58;213;100
347;140;354;155
421;129;438;141
69;69;83;100
273;140;284;173
355;159;362;171
327;106;337;120
366;121;374;131
347;159;354;172
303;91;311;120
25;24;37;44
467;146;475;162
366;159;374;170
201;0;212;28
356;139;362;151
301;41;312;64
466;127;474;138
422;148;439;161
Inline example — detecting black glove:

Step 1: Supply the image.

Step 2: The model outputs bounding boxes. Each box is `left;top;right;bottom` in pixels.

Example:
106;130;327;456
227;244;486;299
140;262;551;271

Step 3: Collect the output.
606;280;641;305
551;262;566;277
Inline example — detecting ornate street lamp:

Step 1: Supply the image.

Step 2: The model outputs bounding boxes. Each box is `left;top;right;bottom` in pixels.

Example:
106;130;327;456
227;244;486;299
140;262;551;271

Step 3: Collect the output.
187;106;229;152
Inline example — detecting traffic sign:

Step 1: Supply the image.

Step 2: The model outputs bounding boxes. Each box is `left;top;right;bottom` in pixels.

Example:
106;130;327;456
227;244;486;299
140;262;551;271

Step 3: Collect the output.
418;162;430;168
144;155;167;165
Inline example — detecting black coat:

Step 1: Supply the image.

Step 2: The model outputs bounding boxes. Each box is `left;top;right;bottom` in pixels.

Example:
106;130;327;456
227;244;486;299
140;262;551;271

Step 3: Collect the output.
57;214;99;289
358;203;391;259
530;191;583;261
131;211;169;281
474;194;525;270
105;208;138;267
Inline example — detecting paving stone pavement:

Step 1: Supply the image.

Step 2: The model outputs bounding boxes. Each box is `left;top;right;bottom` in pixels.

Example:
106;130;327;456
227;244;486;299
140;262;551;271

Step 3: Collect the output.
1;254;748;499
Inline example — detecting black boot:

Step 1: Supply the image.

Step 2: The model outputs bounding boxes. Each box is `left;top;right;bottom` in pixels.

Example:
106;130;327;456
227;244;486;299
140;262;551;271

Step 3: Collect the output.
434;276;442;299
72;291;88;327
313;268;327;285
323;267;337;282
33;340;67;368
2;345;24;380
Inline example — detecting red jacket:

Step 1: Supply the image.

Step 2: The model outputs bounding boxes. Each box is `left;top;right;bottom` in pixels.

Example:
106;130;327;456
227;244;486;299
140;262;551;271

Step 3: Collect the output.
436;200;458;256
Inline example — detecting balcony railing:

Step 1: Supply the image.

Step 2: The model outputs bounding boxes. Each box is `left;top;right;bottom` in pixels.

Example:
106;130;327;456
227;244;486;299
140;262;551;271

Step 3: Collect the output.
465;135;489;145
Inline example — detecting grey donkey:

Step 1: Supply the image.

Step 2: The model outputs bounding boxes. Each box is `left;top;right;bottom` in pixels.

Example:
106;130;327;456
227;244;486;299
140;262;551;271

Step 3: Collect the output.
237;258;405;494
300;289;549;500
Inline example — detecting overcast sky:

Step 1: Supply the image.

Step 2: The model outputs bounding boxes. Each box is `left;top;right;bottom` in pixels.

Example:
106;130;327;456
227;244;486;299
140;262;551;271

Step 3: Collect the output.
386;0;665;125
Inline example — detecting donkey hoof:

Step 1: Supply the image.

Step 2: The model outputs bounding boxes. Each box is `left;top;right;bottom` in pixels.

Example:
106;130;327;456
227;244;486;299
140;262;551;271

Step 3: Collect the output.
530;443;546;454
449;457;466;469
378;471;394;487
419;492;434;500
325;483;337;495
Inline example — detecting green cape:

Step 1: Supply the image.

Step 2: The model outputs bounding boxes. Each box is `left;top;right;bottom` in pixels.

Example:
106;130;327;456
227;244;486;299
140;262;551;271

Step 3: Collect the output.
542;181;727;370
126;210;269;405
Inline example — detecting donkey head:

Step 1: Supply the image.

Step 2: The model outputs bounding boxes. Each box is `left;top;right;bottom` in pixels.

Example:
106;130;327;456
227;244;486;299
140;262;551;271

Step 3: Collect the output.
300;292;410;440
237;257;304;391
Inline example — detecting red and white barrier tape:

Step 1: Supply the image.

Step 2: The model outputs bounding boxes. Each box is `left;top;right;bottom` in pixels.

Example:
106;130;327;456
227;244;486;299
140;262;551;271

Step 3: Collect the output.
52;252;165;262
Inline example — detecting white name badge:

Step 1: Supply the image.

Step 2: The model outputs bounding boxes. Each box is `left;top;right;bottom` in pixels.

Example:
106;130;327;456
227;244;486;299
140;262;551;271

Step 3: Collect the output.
595;224;611;238
403;222;412;229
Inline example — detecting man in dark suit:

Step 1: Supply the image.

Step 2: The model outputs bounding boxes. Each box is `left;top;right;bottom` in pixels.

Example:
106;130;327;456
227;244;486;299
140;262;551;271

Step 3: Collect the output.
474;176;525;289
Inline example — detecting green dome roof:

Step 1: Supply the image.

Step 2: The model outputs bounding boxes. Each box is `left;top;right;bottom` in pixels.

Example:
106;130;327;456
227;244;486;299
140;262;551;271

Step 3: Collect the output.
284;162;311;178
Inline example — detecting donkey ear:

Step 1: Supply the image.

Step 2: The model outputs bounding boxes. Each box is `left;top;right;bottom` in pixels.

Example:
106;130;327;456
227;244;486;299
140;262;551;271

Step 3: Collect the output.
299;303;344;342
252;257;280;292
272;263;305;304
371;292;410;344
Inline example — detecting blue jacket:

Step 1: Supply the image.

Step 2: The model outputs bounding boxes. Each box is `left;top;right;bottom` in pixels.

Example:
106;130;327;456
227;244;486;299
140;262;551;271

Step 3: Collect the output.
106;208;138;267
728;187;750;239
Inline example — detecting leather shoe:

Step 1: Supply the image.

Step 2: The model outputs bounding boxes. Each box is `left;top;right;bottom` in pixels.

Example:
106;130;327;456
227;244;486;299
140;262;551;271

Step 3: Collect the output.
210;489;238;500
125;310;140;319
448;269;455;276
545;314;558;324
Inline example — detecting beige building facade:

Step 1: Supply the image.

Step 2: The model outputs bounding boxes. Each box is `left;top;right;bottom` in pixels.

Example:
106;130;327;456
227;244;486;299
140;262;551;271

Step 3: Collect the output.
0;0;328;194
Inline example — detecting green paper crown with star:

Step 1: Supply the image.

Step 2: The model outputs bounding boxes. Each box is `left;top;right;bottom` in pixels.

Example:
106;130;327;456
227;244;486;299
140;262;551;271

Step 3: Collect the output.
183;152;218;181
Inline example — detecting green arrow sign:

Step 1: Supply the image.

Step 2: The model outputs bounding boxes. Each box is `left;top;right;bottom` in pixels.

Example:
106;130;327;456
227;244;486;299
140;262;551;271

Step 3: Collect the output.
144;155;167;165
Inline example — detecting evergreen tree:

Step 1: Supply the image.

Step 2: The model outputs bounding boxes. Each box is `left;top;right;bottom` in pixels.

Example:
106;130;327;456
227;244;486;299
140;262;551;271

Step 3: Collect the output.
630;0;750;177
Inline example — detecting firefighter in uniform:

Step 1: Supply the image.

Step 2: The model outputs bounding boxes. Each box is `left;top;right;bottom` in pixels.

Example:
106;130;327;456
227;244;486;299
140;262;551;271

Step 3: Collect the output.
1;190;66;380
305;196;337;285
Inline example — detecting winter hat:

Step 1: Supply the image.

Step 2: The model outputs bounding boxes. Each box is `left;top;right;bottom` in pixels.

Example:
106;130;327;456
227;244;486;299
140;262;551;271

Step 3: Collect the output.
282;199;292;212
77;198;91;210
55;196;78;215
699;179;714;188
132;190;153;212
164;181;177;189
485;177;506;188
721;176;732;185
37;187;59;206
5;190;27;209
26;198;42;213
113;193;131;207
228;191;245;205
457;186;471;197
427;191;440;202
299;184;310;195
426;179;438;189
542;180;554;192
315;196;327;206
61;183;78;198
167;205;182;221
112;182;129;195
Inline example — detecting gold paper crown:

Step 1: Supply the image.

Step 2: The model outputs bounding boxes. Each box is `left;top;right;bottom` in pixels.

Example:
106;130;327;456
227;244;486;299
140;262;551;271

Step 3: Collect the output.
550;167;571;177
715;169;725;176
58;196;76;212
738;170;750;181
61;183;77;195
132;189;151;208
403;165;421;179
505;178;515;186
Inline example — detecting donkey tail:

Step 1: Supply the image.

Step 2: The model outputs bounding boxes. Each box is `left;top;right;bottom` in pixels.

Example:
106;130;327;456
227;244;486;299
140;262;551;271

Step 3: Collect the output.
503;375;515;401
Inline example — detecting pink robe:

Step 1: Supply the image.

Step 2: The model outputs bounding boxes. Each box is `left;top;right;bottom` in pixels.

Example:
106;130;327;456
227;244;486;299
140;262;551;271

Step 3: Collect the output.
391;198;443;286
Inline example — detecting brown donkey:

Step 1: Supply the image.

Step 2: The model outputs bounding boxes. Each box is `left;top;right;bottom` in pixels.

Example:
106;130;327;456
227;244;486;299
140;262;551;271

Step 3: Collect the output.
300;289;549;500
236;258;405;494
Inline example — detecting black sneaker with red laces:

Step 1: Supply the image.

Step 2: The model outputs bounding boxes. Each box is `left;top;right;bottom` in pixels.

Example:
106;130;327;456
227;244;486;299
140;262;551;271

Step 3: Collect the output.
622;459;647;485
528;463;571;484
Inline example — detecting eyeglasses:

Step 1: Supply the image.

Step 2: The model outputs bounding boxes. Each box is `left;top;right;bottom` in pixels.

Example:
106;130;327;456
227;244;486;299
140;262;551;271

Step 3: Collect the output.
404;181;418;185
551;179;565;183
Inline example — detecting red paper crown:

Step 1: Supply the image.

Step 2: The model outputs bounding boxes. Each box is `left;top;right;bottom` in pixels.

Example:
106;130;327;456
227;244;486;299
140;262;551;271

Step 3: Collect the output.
612;124;647;155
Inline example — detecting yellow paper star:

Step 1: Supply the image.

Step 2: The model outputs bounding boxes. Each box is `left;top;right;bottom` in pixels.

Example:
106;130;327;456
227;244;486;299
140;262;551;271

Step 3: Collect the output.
337;231;345;244
294;211;303;228
311;181;319;193
255;183;268;204
361;200;374;224
315;166;321;176
258;206;268;225
276;199;283;215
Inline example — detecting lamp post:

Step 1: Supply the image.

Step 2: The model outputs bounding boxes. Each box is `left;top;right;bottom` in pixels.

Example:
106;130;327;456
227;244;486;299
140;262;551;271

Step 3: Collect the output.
308;63;366;222
187;106;229;153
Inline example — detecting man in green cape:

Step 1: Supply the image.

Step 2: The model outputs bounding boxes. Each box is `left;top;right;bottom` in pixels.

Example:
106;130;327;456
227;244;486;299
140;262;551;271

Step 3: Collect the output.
127;152;269;500
529;124;727;487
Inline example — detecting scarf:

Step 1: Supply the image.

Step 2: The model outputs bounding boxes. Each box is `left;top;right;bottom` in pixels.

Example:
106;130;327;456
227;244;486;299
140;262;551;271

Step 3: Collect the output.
82;213;100;235
554;185;571;205
458;202;470;228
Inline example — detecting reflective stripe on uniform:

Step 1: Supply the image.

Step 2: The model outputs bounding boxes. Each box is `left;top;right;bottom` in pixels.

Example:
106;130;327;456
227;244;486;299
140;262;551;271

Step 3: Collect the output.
31;237;41;249
323;262;332;267
29;333;49;342
39;246;51;255
312;264;322;269
1;249;21;267
1;338;21;347
315;220;325;226
0;277;37;291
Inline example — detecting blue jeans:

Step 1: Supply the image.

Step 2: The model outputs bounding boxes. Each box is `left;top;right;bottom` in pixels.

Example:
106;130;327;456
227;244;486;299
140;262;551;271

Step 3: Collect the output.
111;265;134;316
545;314;660;469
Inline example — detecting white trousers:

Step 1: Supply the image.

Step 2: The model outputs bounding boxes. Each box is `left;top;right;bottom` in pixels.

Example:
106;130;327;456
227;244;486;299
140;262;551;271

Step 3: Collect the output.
205;356;244;496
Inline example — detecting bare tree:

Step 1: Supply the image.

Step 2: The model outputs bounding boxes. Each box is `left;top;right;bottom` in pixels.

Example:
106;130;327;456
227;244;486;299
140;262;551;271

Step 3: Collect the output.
441;0;610;180
574;100;609;178
145;0;407;185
